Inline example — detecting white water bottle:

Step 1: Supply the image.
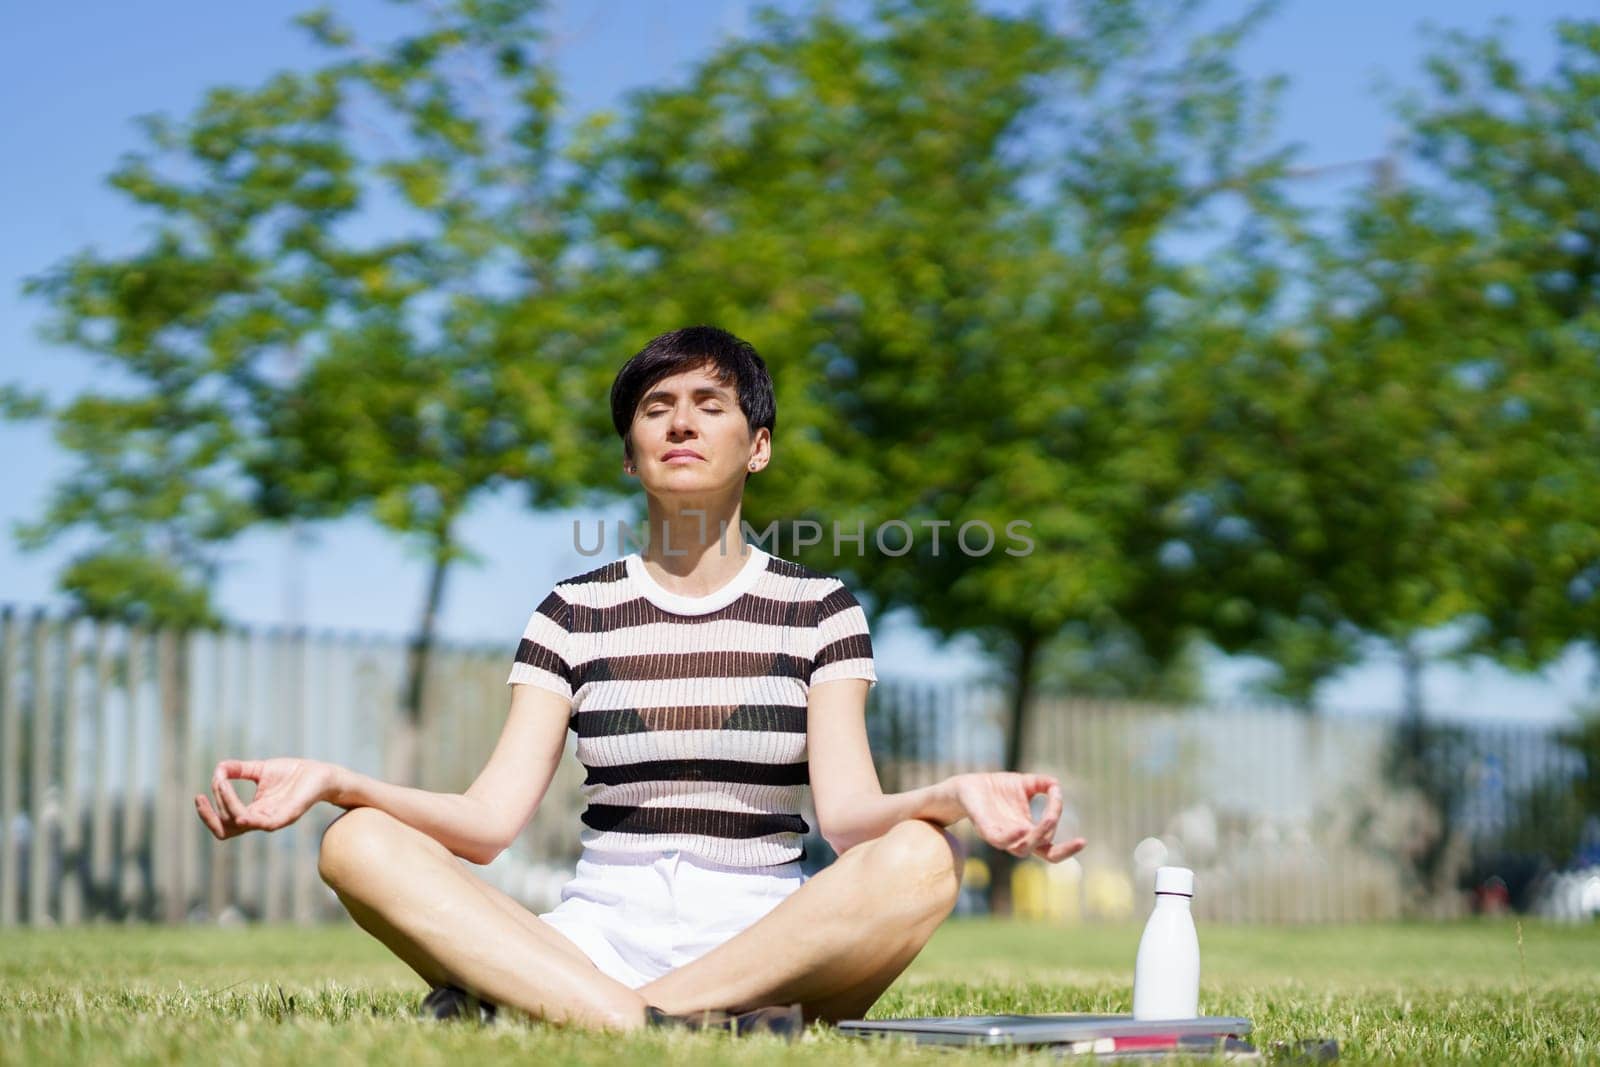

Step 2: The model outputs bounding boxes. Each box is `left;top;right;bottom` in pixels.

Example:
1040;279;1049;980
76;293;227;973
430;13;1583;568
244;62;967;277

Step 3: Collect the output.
1131;865;1199;1020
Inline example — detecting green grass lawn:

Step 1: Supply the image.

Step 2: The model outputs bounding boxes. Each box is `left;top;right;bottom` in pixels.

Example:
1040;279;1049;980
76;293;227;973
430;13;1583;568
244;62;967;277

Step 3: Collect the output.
4;919;1599;1064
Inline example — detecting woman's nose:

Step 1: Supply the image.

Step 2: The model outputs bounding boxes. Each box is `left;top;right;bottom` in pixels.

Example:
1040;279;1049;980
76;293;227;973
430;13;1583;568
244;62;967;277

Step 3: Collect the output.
669;408;698;435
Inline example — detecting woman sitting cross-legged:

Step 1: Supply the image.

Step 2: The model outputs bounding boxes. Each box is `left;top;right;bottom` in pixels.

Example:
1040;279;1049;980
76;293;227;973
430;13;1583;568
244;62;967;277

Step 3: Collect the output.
194;325;1086;1037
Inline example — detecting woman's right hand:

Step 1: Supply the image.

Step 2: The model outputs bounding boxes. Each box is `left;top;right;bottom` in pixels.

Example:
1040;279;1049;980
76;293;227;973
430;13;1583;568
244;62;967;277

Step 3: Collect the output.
194;757;337;839
950;770;1086;862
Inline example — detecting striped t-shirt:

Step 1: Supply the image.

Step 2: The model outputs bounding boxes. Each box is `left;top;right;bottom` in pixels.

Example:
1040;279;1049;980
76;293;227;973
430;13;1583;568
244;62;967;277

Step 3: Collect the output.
505;543;877;868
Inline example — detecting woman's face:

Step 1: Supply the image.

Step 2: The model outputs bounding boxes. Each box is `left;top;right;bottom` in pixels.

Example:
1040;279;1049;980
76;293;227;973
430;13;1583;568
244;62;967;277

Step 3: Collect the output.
626;364;767;491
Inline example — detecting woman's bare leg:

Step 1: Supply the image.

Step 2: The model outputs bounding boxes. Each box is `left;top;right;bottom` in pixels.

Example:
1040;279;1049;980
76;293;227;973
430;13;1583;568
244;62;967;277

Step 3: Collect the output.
329;868;596;986
637;818;964;1022
317;806;648;1031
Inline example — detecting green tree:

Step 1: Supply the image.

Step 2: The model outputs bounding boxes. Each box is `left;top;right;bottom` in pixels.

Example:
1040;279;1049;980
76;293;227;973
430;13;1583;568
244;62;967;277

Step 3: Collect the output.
1398;20;1600;681
569;0;1301;909
10;0;611;782
1170;22;1600;711
1176;21;1600;912
1027;622;1206;704
1174;184;1489;713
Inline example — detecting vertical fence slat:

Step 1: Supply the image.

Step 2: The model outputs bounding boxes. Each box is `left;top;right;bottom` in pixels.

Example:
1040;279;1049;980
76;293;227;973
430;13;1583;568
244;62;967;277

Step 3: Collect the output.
428;646;449;795
323;634;339;767
262;632;284;924
1308;714;1327;925
1267;713;1283;924
291;630;314;925
1094;699;1116;916
61;619;83;925
180;630;204;922
90;624;112;922
311;632;336;920
238;632;261;921
206;629;230;921
1107;700;1130;913
0;609;19;927
477;650;496;793
152;630;170;921
29;613;54;925
155;628;183;923
120;628;145;919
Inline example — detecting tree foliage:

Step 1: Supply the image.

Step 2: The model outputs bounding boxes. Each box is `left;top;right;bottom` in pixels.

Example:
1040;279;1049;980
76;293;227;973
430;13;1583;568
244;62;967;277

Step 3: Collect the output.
8;0;1599;813
12;0;618;781
569;0;1299;720
1402;20;1600;673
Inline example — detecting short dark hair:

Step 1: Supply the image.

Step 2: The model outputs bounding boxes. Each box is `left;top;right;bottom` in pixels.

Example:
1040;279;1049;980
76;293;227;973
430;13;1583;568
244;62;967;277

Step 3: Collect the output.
610;326;777;466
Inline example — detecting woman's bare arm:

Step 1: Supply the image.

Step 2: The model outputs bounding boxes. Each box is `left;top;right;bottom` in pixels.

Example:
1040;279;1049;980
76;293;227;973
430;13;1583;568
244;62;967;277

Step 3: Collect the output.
198;682;573;866
807;677;1084;862
334;682;574;863
806;679;964;854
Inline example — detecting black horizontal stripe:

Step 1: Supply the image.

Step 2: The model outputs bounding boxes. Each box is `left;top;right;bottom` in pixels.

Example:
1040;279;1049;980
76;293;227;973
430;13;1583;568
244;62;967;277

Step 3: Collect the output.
764;556;822;580
575;704;807;737
583;758;809;788
582;804;809;839
560;560;629;587
534;589;570;621
574;650;809;689
818;585;862;621
513;638;571;682
569;592;812;632
813;634;873;672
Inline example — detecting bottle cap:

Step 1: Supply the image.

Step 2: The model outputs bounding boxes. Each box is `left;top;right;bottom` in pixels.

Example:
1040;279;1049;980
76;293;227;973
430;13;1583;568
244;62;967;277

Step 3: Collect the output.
1154;866;1194;896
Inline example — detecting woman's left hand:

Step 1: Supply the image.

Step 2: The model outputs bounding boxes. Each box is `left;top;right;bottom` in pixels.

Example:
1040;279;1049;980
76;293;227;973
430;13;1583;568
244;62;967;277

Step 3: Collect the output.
194;757;337;838
952;771;1086;862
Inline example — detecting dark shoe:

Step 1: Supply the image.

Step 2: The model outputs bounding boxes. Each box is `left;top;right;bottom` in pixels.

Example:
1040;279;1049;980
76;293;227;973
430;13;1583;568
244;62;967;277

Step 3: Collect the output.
418;983;498;1024
645;1002;804;1042
730;1002;805;1040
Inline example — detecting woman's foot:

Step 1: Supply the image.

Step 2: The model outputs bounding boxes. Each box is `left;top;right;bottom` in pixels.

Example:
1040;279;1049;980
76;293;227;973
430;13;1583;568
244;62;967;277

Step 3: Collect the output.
644;1002;804;1041
418;983;498;1024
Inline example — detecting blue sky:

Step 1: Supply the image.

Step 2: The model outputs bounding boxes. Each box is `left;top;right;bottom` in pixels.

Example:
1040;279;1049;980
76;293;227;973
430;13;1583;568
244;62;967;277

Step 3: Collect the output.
2;0;1594;723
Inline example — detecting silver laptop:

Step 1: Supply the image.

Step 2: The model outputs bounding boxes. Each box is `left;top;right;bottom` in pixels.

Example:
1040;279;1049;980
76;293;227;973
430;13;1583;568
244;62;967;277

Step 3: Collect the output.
836;1013;1253;1049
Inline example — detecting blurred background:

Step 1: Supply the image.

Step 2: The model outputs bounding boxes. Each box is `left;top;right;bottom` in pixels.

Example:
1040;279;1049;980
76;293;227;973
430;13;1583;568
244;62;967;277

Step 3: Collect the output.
1;0;1597;928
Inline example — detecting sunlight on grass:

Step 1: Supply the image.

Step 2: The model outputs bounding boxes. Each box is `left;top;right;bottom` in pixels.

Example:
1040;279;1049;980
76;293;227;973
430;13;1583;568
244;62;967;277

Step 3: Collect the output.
3;919;1598;1064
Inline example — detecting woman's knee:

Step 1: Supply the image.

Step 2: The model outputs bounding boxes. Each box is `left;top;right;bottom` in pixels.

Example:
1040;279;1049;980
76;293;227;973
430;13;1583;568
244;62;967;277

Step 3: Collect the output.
862;819;964;917
318;806;426;889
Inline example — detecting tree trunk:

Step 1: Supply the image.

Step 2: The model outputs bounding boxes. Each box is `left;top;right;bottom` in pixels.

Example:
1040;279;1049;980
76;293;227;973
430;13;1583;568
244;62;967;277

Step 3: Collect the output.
986;628;1040;917
1399;635;1425;727
159;632;190;923
1397;633;1427;771
388;523;456;788
1393;632;1454;911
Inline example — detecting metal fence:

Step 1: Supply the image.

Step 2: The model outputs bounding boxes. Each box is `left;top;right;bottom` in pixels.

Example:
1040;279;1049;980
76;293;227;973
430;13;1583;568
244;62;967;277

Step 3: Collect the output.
869;686;1597;924
0;608;589;927
1;606;1593;927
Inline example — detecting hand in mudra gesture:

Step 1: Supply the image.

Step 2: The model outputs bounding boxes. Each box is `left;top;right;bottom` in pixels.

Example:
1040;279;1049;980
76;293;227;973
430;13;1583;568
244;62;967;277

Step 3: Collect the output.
954;771;1085;862
194;757;334;839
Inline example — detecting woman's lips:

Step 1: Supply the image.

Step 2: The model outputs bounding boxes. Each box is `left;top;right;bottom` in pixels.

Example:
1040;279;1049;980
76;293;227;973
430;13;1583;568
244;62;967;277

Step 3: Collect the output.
662;451;703;463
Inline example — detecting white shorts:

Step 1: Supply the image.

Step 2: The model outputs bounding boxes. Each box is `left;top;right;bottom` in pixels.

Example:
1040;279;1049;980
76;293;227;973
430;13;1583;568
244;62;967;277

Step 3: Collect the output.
536;846;809;989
